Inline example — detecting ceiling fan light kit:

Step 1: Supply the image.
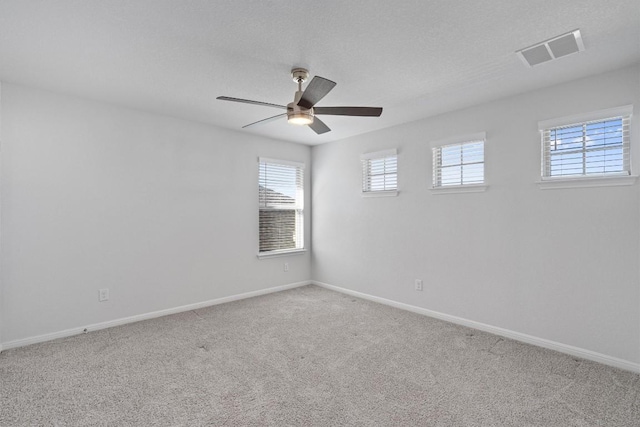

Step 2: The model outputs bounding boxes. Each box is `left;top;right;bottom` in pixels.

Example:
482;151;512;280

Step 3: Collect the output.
217;67;383;135
288;110;314;126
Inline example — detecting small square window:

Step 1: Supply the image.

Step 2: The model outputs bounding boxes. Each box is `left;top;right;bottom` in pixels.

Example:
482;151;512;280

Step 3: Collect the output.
361;149;398;195
432;140;484;187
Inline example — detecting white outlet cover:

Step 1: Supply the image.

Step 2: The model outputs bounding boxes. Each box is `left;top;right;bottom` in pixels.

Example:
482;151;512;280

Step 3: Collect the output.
99;288;109;301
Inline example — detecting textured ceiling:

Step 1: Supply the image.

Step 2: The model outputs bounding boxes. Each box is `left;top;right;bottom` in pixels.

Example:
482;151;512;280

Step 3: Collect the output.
0;0;638;145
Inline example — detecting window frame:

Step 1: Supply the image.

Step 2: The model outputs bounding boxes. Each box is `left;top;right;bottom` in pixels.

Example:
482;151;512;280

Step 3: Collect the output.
361;149;398;197
537;105;636;190
257;157;306;258
430;132;488;194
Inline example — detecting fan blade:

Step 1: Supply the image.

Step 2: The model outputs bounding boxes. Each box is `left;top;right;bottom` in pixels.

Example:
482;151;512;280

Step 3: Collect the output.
308;117;331;134
297;76;336;109
217;96;287;110
242;113;287;128
314;106;383;117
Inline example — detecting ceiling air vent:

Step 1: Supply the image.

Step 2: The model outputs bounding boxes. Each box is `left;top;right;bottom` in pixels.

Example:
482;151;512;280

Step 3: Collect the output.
516;29;584;67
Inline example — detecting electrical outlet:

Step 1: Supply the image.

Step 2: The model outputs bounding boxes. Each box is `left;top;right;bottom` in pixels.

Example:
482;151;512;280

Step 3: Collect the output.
415;279;423;291
99;288;109;302
284;263;289;272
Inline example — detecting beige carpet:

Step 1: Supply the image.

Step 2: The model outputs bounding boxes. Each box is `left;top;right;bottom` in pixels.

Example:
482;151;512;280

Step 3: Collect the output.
1;285;638;426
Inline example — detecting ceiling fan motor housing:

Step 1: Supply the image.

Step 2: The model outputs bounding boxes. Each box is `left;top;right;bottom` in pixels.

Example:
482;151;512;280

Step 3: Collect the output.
287;89;314;125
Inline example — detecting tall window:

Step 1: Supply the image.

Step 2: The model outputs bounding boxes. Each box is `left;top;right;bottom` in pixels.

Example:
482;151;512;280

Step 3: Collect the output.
258;158;304;255
432;139;484;187
541;112;630;179
361;149;398;194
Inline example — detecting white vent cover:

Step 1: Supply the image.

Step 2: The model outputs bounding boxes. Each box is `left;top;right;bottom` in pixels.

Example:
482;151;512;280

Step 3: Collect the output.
517;29;584;67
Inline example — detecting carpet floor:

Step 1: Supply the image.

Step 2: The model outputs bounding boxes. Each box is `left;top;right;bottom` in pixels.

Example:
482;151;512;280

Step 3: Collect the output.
1;285;638;426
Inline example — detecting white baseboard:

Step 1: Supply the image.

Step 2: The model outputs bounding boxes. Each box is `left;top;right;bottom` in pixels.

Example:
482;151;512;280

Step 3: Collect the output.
5;279;638;374
312;281;640;373
1;280;310;352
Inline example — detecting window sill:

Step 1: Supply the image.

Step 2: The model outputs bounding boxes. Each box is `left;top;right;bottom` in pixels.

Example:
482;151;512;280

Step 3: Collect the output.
536;175;638;190
257;249;307;259
430;184;487;194
361;190;399;198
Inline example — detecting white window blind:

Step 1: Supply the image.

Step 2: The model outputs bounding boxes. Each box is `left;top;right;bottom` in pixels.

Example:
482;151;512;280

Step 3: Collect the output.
361;149;398;192
541;114;630;178
258;158;304;254
433;140;484;187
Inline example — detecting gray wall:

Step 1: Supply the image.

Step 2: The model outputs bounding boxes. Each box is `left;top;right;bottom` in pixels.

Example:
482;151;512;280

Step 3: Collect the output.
0;83;311;343
0;81;2;347
311;65;640;364
2;65;639;366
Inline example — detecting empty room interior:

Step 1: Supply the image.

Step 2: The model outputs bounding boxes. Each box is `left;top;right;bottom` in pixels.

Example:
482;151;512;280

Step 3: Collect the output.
1;1;639;425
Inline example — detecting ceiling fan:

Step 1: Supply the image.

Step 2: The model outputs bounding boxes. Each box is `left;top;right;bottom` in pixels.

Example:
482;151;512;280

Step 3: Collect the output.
217;68;383;135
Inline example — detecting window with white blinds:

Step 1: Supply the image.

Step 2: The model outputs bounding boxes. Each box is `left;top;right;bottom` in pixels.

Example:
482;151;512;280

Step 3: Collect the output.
258;158;304;254
361;149;398;194
541;113;630;179
432;140;484;187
